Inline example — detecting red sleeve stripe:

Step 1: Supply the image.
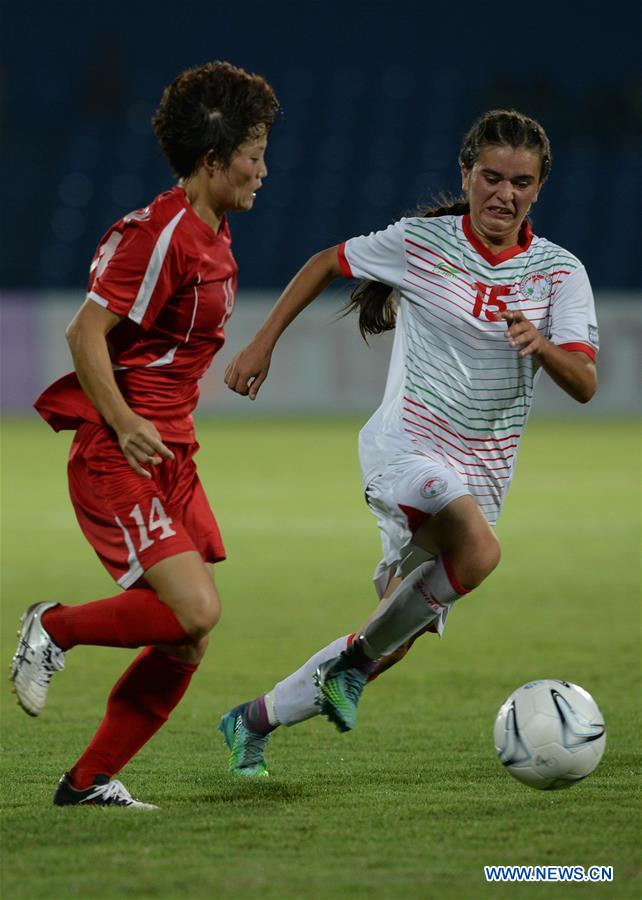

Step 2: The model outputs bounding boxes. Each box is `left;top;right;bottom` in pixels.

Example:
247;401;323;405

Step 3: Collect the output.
337;242;353;278
558;341;596;362
442;553;470;596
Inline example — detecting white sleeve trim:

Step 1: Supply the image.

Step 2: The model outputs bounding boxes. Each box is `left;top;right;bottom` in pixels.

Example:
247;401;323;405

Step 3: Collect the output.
87;292;109;308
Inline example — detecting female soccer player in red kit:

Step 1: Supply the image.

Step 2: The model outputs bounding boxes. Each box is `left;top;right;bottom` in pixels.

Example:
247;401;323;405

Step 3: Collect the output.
10;61;280;807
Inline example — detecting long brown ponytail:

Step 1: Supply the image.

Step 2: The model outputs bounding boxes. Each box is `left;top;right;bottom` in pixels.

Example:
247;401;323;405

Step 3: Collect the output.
345;109;551;340
343;196;469;340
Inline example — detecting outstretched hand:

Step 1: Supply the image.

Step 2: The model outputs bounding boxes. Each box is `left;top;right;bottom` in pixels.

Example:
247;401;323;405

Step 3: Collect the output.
115;412;175;478
224;342;272;400
501;310;548;357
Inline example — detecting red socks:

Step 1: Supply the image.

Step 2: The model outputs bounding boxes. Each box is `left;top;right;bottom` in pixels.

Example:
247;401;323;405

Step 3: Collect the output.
42;588;189;650
68;647;197;789
41;590;199;788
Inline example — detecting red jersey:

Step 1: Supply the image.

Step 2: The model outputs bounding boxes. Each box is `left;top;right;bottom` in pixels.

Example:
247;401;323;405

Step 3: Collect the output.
35;186;237;442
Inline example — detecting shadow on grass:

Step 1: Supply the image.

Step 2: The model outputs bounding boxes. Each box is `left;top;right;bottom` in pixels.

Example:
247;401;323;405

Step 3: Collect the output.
190;777;311;806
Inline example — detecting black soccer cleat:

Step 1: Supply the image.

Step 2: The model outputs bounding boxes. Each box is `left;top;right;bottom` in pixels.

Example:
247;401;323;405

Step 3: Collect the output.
53;773;158;809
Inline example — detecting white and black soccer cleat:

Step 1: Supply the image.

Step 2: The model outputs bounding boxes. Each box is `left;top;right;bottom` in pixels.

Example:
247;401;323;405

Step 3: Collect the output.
10;602;65;716
54;773;159;809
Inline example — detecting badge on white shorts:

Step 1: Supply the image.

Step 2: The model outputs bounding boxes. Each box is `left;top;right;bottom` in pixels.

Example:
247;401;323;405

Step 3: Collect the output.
420;478;448;499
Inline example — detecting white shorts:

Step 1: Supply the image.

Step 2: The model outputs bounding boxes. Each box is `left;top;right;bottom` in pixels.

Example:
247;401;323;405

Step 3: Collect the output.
364;451;469;599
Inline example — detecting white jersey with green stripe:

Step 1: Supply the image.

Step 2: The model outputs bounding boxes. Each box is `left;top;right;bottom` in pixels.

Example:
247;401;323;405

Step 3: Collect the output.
339;214;598;524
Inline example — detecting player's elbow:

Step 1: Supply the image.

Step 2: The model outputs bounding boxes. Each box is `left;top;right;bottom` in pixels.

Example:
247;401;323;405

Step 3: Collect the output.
576;383;596;404
65;318;80;350
568;358;597;404
575;371;597;404
65;304;91;349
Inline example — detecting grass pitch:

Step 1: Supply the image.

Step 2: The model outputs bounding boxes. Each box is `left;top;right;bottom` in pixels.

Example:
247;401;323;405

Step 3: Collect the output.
1;416;640;899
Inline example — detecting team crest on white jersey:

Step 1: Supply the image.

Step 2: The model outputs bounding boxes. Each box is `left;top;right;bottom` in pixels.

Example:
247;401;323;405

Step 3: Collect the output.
420;477;447;499
432;261;460;279
519;272;552;302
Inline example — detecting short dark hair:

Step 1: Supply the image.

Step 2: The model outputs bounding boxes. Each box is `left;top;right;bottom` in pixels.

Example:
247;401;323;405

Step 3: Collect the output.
460;109;552;184
152;61;280;178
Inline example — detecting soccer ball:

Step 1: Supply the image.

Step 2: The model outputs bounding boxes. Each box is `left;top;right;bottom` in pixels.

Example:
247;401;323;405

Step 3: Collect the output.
493;679;606;790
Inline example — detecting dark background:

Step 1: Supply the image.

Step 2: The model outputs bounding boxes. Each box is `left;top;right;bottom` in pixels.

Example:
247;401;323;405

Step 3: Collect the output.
2;0;641;291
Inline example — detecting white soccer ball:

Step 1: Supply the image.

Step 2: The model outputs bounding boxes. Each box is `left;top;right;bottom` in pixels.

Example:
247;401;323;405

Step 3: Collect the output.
493;679;606;790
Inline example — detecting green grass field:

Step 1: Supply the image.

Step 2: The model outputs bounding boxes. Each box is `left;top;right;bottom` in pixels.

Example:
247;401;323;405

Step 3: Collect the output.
1;416;640;900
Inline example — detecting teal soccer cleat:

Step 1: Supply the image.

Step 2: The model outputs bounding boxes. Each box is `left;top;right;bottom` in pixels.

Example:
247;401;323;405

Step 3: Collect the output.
218;704;270;777
314;654;368;733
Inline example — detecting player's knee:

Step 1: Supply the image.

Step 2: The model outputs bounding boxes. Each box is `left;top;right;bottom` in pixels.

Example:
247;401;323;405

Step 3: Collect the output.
483;532;501;575
458;533;501;589
181;587;221;639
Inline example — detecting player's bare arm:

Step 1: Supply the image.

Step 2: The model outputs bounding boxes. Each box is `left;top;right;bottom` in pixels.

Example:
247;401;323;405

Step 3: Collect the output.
501;309;597;403
225;246;342;399
66;299;175;477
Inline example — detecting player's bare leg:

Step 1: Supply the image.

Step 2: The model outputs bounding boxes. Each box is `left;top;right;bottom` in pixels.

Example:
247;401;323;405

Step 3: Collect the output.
316;496;500;731
143;552;221;641
219;499;499;767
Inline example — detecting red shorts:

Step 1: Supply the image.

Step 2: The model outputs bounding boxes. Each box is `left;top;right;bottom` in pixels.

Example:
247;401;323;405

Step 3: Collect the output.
67;423;225;588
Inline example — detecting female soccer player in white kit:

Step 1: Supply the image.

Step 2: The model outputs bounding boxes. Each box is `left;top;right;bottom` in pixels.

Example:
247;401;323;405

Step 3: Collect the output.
220;109;599;776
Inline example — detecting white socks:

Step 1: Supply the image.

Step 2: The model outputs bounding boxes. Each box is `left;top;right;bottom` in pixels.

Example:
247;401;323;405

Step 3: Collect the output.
361;555;467;658
268;556;467;726
272;635;350;726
